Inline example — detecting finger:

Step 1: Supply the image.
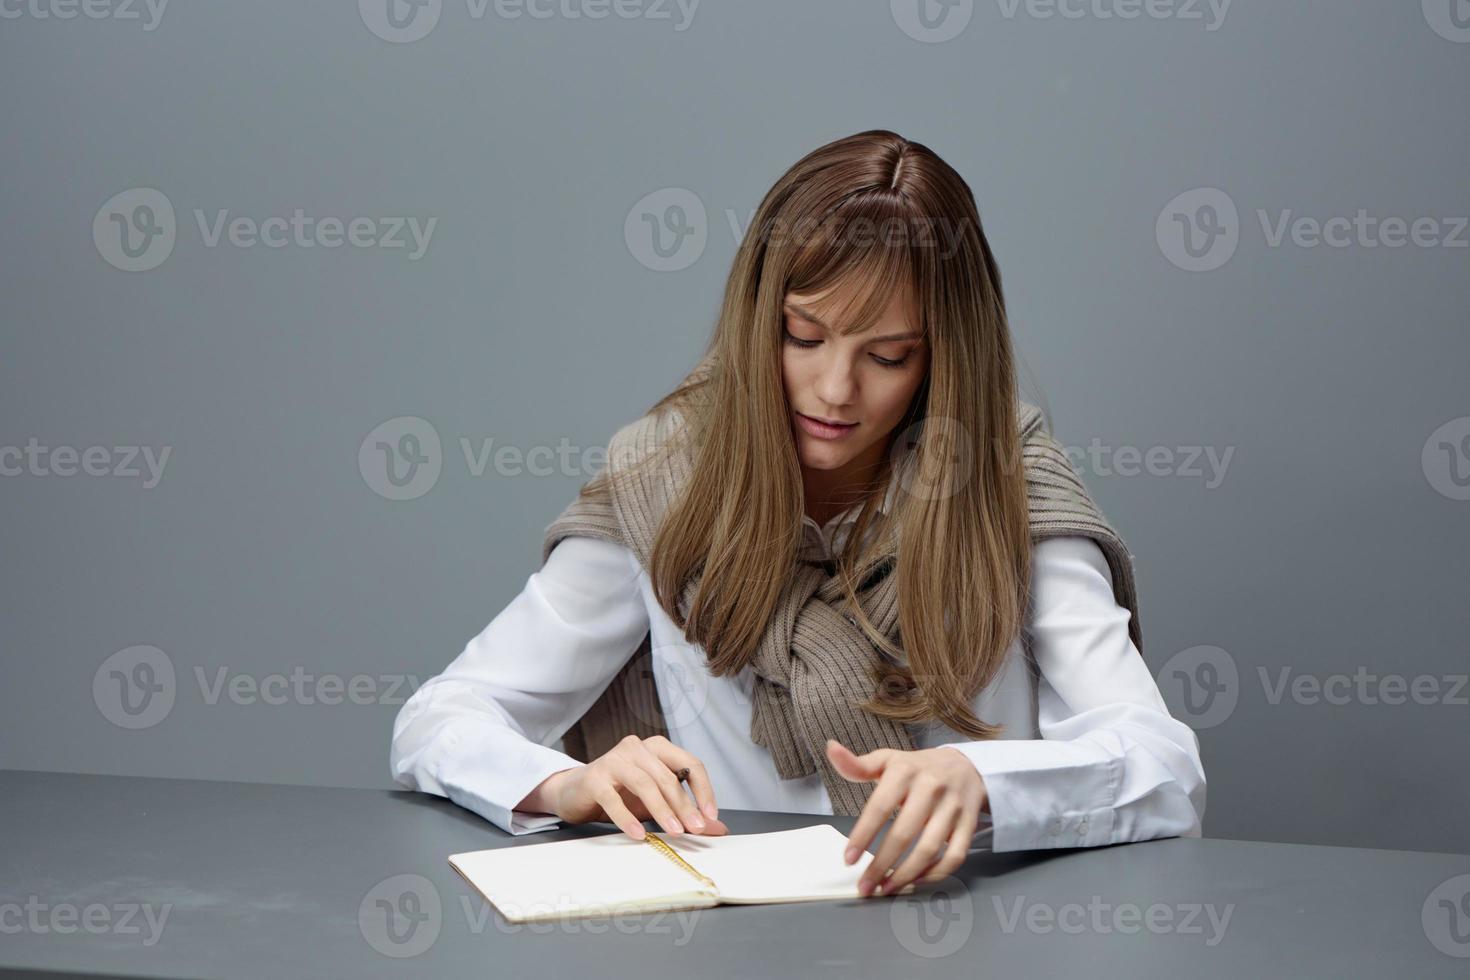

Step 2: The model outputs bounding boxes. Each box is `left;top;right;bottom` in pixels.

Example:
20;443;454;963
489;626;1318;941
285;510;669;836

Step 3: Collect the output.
592;781;647;840
844;770;907;864
882;801;960;896
626;746;705;833
921;806;980;884
613;758;686;836
827;740;889;782
860;781;942;896
644;739;719;829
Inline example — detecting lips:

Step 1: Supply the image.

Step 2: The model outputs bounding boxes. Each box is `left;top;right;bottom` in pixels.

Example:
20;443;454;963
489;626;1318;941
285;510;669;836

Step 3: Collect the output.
796;412;859;440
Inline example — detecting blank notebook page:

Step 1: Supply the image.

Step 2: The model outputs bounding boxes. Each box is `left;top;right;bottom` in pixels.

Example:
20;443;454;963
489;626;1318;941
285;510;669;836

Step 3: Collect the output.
666;824;874;903
451;832;716;918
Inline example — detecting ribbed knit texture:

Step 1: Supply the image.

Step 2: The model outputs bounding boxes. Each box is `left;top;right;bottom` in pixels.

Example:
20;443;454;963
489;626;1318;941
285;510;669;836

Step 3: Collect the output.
540;398;1143;817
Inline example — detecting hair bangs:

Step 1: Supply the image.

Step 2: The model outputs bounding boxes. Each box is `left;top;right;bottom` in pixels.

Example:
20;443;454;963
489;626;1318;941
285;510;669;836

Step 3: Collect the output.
784;194;925;339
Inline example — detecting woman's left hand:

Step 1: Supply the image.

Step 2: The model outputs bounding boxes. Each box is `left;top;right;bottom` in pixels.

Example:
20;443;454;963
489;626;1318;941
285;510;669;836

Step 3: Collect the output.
827;739;988;897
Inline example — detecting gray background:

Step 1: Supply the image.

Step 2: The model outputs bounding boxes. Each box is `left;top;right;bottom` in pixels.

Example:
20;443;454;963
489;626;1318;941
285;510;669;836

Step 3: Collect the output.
1;0;1466;855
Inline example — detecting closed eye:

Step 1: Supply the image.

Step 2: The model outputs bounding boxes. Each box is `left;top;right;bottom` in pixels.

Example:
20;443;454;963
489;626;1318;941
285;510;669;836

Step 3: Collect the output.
782;329;910;369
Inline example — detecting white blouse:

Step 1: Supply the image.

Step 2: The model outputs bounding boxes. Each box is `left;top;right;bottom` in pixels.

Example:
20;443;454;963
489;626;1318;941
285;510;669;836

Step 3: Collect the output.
390;482;1206;853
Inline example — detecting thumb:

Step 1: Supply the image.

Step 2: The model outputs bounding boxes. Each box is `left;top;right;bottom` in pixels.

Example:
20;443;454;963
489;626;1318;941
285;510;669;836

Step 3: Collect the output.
826;739;886;782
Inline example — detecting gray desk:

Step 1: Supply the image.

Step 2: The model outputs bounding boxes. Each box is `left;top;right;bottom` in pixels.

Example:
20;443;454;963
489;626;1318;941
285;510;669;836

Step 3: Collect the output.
2;770;1467;978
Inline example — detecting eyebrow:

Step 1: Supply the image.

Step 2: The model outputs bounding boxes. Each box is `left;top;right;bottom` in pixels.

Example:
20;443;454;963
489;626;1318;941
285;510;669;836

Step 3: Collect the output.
783;303;921;343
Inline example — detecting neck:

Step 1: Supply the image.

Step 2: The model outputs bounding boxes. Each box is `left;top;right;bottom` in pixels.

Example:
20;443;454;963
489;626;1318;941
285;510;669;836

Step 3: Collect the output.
801;439;889;526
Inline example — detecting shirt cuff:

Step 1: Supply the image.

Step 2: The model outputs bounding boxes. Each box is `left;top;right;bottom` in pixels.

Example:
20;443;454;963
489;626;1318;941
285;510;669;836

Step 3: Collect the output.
429;717;586;836
937;741;1120;852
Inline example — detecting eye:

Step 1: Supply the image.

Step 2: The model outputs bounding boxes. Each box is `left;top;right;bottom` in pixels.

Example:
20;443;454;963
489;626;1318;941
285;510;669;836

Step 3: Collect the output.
784;328;911;368
782;328;820;349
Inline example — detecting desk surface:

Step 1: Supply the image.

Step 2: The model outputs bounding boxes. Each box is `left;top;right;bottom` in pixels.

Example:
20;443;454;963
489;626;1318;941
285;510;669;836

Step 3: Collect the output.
2;770;1467;979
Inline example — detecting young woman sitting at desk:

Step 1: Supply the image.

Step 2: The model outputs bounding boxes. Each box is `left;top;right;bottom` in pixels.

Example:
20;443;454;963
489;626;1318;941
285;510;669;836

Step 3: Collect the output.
391;129;1206;900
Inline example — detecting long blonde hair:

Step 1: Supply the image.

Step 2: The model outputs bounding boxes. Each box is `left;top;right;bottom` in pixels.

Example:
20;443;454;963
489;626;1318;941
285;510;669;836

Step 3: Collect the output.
582;129;1029;740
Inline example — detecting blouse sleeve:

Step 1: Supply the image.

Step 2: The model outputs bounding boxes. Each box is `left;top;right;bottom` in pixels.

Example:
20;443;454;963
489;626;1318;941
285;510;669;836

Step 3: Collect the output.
389;535;651;835
940;535;1207;852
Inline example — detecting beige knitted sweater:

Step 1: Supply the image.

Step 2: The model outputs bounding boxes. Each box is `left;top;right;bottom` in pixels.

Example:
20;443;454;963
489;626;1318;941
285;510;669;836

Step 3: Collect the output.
539;394;1142;816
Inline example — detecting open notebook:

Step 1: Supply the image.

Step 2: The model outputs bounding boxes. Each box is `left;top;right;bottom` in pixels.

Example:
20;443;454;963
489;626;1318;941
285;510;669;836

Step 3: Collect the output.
449;823;916;923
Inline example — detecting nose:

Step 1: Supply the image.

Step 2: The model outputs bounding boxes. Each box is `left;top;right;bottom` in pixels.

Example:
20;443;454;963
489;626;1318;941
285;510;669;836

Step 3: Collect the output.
814;351;857;408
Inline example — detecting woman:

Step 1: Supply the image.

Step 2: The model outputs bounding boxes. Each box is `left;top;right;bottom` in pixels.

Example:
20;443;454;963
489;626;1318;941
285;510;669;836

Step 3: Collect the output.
391;130;1205;899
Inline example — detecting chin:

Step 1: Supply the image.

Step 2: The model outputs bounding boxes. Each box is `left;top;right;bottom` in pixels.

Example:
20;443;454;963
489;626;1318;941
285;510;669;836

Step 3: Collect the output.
797;440;857;470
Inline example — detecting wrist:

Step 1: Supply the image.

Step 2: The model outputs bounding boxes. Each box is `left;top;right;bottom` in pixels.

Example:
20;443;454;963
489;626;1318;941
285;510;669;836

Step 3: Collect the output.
519;766;574;818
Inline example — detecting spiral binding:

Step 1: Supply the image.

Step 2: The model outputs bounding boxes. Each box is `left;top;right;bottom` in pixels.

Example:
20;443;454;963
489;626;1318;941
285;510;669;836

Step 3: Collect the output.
642;832;717;890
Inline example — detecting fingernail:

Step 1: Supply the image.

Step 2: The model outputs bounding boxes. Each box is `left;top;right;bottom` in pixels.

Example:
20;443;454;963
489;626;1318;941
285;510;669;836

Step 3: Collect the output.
875;882;886;896
858;880;872;897
687;812;706;831
844;846;857;864
669;819;684;833
702;802;717;820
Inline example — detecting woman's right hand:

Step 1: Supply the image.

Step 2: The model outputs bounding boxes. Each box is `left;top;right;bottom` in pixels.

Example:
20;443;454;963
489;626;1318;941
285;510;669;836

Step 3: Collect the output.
539;735;728;840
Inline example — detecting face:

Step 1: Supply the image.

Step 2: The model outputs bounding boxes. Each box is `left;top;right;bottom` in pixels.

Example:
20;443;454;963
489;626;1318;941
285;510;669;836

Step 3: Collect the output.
781;282;929;502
